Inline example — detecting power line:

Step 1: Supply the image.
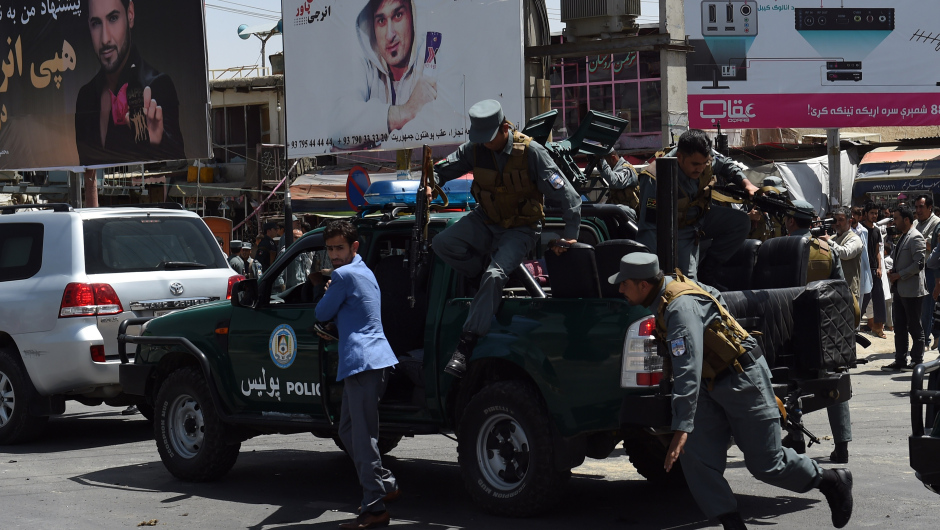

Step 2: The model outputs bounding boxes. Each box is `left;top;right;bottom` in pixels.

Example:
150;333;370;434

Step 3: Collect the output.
217;0;281;15
206;3;280;21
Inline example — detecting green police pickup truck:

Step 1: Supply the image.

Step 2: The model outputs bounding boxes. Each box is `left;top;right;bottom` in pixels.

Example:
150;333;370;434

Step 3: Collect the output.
118;209;857;516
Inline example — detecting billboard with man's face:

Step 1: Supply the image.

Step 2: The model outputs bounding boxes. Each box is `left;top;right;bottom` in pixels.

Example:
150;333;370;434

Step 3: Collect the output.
0;0;211;170
282;0;525;157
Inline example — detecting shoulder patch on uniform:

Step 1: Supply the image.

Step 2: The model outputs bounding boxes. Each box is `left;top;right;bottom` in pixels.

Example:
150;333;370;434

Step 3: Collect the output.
549;173;565;190
670;338;687;357
646;198;657;209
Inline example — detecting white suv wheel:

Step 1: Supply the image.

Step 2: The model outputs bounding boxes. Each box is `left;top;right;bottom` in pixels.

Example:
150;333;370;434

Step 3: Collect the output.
0;371;14;427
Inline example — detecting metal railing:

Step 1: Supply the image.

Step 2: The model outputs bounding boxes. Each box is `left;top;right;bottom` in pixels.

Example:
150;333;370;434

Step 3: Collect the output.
209;65;272;80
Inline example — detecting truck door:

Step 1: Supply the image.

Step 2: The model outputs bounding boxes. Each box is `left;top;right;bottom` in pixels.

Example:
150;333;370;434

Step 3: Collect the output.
227;234;331;415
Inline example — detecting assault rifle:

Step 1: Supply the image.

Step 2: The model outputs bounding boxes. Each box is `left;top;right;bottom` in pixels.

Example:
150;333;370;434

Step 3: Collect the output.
407;145;434;308
712;184;796;231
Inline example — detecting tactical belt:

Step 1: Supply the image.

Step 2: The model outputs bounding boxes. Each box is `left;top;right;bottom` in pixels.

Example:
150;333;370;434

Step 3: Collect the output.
714;345;763;382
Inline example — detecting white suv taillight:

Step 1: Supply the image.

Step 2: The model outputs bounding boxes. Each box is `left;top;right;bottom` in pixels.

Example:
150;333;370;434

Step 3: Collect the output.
59;283;124;317
227;274;246;299
620;315;664;388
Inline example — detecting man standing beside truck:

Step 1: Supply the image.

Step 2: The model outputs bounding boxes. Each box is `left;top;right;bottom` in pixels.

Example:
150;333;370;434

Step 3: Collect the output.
430;99;582;378
789;201;853;464
315;220;400;529
609;253;854;530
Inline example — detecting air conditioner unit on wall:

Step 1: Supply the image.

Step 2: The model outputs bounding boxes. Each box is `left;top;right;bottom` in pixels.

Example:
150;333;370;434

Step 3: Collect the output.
561;0;641;40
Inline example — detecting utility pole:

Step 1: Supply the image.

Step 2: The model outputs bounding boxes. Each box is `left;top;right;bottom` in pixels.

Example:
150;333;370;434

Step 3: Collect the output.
84;169;98;207
827;128;842;212
660;0;689;147
68;172;82;208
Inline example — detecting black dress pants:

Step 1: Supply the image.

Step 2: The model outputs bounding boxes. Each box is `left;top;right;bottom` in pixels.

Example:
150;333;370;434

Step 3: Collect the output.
894;295;926;363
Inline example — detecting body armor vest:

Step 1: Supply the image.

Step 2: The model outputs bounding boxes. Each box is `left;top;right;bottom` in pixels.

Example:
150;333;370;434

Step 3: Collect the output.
609;186;640;209
471;131;544;229
807;238;834;282
654;271;752;389
643;160;716;229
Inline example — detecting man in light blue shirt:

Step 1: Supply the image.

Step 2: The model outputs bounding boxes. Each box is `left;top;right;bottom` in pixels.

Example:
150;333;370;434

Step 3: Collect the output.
315;220;399;529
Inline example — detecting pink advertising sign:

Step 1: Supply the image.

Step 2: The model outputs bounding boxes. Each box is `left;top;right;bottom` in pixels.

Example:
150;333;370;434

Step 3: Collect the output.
686;1;940;129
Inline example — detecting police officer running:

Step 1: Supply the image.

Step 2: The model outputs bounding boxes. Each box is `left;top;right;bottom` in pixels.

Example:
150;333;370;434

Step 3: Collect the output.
636;129;756;283
430;99;582;378
785;200;852;463
610;253;853;529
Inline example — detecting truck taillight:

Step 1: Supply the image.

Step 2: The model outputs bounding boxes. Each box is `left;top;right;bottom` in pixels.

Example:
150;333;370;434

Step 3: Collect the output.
60;283;124;317
227;275;246;299
90;345;106;363
621;315;664;388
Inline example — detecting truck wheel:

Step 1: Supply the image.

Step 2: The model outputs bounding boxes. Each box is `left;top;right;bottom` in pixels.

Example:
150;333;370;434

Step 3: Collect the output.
154;367;239;481
457;380;569;517
622;430;687;486
0;349;48;445
332;434;403;456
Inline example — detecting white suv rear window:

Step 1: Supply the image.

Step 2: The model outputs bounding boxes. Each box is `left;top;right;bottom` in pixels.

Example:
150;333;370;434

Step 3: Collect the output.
0;223;44;282
83;217;227;273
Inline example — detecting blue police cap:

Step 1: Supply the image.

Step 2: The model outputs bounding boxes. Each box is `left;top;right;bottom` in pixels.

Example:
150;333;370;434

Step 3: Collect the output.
608;253;660;284
468;99;505;144
789;199;816;220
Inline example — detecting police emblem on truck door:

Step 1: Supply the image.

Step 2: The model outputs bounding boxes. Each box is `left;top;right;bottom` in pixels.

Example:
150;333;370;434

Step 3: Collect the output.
269;324;298;368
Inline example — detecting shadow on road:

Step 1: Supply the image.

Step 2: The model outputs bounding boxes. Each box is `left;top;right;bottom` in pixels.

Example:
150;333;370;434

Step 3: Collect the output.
2;408;152;455
68;446;823;530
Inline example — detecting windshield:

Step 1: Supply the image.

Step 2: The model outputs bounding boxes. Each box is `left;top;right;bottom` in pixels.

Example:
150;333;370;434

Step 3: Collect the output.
83;216;228;274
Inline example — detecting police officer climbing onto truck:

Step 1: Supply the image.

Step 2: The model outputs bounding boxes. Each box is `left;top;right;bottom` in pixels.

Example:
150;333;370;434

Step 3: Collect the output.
428;99;582;378
610;252;854;530
635;129;757;284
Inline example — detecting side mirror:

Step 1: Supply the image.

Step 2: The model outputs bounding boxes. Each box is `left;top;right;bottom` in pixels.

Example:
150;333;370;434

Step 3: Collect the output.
231;278;259;308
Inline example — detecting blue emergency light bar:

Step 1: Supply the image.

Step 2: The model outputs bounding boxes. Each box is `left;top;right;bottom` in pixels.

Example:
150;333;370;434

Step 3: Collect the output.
363;179;475;206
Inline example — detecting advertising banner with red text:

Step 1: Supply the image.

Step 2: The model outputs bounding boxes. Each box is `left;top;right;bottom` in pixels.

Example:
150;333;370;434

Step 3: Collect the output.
686;1;940;129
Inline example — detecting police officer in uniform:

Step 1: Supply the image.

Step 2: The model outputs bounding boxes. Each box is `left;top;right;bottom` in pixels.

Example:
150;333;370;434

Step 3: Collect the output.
785;200;852;464
598;147;639;223
636;130;756;283
748;177;789;241
228;240;245;274
610;253;854;529
784;200;845;282
430;99;582;378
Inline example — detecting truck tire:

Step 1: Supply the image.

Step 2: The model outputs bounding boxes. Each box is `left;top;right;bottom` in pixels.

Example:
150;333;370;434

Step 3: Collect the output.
154;367;239;481
331;434;403;456
0;349;48;445
622;430;687;486
457;380;569;517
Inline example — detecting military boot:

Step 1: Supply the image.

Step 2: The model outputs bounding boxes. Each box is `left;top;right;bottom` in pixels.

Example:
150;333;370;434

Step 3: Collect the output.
444;332;479;378
717;511;748;529
818;468;853;528
830;441;849;464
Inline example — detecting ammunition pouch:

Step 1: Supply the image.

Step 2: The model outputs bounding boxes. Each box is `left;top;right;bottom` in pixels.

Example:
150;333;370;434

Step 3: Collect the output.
655;270;751;389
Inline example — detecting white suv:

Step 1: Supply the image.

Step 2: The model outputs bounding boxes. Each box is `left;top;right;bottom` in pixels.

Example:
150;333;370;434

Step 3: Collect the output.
0;203;242;443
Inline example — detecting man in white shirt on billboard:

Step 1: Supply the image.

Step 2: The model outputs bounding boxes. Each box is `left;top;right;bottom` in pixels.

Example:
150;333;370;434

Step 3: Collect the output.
334;0;438;149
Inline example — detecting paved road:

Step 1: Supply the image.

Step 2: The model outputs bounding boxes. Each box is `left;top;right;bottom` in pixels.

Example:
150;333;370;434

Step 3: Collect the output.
1;333;937;529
